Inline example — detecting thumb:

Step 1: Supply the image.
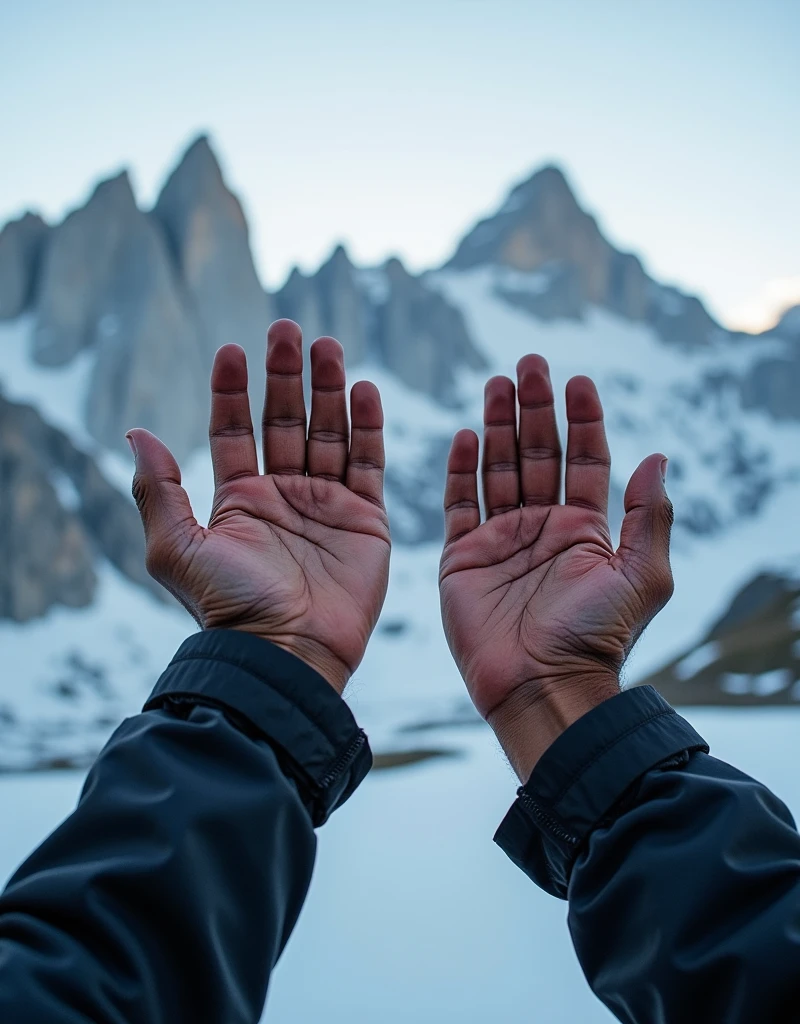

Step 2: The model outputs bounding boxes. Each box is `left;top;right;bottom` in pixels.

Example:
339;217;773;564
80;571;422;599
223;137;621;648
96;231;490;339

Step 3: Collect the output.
126;428;199;583
616;453;674;608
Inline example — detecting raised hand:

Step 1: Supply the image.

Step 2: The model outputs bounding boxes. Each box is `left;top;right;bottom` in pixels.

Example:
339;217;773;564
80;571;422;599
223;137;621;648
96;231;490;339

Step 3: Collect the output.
439;355;674;779
127;320;391;694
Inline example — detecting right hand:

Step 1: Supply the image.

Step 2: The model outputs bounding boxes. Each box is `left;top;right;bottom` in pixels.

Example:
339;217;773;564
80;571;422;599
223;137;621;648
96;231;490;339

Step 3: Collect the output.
127;320;391;695
439;354;674;778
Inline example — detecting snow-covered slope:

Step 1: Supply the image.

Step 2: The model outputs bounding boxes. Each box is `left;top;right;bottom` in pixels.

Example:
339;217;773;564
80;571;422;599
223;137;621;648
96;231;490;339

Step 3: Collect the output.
2;147;799;770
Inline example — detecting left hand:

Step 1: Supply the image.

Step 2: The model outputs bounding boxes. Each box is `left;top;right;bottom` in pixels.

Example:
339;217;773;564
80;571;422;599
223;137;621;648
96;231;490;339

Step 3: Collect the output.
127;320;391;694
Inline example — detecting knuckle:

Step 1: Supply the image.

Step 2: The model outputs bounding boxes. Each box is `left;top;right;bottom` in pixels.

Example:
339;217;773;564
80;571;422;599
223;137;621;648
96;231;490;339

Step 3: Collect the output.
662;497;675;526
519;445;561;461
131;473;148;514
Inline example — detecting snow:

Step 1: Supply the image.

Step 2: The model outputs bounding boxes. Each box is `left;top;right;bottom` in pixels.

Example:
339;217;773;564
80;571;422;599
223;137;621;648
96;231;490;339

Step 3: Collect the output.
0;561;193;769
0;708;797;1024
721;669;794;698
0;316;95;440
0;316;134;500
673;641;720;681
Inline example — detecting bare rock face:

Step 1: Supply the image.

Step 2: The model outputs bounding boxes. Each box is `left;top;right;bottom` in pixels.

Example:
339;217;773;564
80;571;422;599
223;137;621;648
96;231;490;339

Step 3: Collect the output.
377;258;487;401
0;213;49;320
30;167;209;459
447;165;718;347
153;135;273;415
274;245;370;381
0;392;165;622
85;205;208;461
33;173;140;366
0;395;96;620
641;569;800;706
277;247;486;403
740;306;800;423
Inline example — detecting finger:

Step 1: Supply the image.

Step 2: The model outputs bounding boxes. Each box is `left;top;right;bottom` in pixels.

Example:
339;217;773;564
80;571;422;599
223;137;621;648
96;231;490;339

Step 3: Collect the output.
517;354;561;506
443;429;480;544
307;337;349;481
482;376;520;517
209;344;258;488
263;319;306;475
616;453;674;604
126;428;199;583
564;376;611;515
346;381;385;506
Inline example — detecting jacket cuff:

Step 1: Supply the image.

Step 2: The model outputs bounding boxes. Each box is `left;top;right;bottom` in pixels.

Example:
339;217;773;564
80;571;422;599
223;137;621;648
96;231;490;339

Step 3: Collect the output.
143;629;372;827
494;685;708;898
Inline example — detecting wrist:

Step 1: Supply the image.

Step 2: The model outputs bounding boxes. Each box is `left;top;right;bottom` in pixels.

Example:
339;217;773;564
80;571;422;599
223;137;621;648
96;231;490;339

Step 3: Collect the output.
486;672;621;782
205;627;350;694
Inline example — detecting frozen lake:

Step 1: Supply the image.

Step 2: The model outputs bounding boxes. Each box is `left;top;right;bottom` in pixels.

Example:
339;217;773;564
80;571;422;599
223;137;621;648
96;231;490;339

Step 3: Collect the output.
1;707;798;1023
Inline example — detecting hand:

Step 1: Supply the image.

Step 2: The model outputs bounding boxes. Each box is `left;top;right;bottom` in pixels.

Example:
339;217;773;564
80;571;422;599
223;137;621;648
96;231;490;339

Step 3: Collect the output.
439;355;674;779
127;320;391;694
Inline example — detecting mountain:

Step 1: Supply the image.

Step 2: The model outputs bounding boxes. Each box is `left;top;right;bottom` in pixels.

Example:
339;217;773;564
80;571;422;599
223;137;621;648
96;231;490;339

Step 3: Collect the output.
446;165;719;349
639;567;800;705
0;213;49;320
275;245;487;403
0;135;799;770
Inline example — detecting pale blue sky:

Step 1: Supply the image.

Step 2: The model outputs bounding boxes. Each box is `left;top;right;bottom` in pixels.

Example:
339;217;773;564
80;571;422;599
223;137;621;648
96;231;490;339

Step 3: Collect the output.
2;0;798;329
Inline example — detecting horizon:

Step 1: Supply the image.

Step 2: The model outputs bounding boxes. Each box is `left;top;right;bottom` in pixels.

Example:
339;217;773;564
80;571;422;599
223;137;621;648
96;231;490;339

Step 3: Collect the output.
2;0;798;332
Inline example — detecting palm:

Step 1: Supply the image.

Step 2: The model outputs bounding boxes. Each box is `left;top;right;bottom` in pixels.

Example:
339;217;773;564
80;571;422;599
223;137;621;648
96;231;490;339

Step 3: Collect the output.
439;356;673;720
130;321;390;693
441;506;639;716
183;476;389;674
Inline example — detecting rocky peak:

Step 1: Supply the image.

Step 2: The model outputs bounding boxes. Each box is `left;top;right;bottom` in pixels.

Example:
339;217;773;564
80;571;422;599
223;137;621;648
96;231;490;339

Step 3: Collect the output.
153;135;272;416
447;164;606;279
276;247;486;403
0;212;50;321
772;304;800;342
446;164;718;348
377;257;487;401
275;244;370;364
32;170;141;366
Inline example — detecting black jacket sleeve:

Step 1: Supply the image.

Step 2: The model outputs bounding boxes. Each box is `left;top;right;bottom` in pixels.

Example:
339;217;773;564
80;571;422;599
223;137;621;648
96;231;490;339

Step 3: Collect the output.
0;629;372;1024
494;685;800;1024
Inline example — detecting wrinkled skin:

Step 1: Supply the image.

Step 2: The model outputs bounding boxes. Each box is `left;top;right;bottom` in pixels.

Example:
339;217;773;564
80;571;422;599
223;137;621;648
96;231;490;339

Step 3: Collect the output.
439;355;674;774
128;320;391;693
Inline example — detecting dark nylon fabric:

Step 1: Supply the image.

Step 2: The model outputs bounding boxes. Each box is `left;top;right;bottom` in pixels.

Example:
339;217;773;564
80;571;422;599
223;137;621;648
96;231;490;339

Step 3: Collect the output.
495;686;800;1023
0;630;372;1024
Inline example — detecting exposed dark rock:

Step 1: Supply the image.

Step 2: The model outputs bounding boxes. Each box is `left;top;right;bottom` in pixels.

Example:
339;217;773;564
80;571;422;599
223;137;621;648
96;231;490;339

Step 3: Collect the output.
275;245;371;364
0;213;49;320
638;569;800;706
153;135;273;417
0;392;165;622
771;305;800;342
741;346;800;422
33;173;139;366
378;257;487;400
277;248;487;403
85;206;208;461
0;394;96;620
446;165;718;347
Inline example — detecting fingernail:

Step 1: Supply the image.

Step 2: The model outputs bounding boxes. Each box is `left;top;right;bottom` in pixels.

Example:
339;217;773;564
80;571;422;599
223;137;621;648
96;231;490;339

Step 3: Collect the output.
660;458;669;483
125;433;137;458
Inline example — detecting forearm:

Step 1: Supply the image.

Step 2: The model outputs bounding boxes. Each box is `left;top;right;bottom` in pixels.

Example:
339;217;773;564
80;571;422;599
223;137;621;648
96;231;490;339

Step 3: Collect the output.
570;749;800;1023
493;686;800;1023
0;707;315;1023
0;631;372;1024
